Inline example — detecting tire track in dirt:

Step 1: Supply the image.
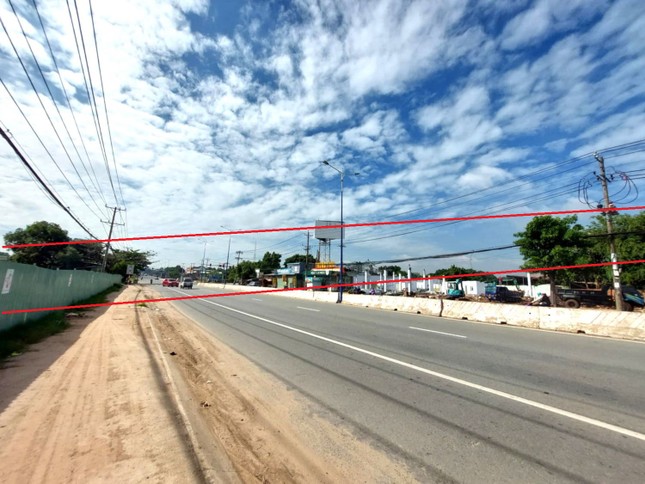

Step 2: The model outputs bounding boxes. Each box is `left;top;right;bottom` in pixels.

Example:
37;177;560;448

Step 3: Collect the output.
142;287;419;483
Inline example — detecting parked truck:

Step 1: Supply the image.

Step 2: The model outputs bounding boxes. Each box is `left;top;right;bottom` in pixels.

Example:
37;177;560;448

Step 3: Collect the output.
485;284;524;303
556;284;644;311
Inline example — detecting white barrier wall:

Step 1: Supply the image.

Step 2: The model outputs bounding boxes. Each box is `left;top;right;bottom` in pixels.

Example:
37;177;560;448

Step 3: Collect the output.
199;283;645;341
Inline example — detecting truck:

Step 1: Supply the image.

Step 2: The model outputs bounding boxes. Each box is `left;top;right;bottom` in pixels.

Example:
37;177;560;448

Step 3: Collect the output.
556;284;644;311
485;284;524;303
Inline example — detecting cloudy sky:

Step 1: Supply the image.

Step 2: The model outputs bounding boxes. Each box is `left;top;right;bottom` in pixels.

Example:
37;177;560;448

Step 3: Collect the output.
1;0;644;273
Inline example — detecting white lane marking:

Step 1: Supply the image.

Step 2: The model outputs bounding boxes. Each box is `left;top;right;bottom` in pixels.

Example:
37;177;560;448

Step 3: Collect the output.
252;298;263;302
297;306;320;312
174;290;645;442
410;326;467;339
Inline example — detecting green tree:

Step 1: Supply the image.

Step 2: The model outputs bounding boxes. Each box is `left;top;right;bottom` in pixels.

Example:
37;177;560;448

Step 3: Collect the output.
514;215;589;305
106;248;154;280
433;265;496;282
284;254;316;266
53;242;104;270
4;221;71;268
377;265;402;274
228;260;257;283
586;212;645;288
259;251;281;273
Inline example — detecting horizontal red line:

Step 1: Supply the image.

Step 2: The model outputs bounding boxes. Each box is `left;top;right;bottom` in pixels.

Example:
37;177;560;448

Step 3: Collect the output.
2;259;643;315
4;206;644;249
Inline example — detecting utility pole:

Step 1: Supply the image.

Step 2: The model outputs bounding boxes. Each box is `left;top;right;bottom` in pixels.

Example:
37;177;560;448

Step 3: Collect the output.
101;205;125;272
235;250;243;284
305;231;311;276
594;152;623;311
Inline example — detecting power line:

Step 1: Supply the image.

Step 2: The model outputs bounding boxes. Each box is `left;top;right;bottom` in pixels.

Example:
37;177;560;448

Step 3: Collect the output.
0;14;105;221
0;125;98;239
88;0;126;210
0;77;105;221
348;139;645;245
65;0;118;205
30;0;108;206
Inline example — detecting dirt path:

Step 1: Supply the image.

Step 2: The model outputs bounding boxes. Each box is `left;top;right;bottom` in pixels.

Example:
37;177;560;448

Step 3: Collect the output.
1;285;418;483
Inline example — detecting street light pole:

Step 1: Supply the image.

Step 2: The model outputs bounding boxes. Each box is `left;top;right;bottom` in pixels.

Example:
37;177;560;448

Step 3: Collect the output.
322;160;358;303
221;225;232;286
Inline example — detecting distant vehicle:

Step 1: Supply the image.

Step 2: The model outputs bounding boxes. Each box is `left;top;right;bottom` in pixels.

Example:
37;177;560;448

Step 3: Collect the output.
180;278;193;289
485;285;524;303
446;279;465;299
162;278;179;287
556;284;644;311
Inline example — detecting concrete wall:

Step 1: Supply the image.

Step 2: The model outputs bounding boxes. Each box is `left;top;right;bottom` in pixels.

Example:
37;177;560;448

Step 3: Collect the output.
200;282;645;341
0;261;122;331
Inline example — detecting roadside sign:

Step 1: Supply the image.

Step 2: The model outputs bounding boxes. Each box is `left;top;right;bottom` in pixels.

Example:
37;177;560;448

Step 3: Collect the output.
2;269;14;294
126;265;135;275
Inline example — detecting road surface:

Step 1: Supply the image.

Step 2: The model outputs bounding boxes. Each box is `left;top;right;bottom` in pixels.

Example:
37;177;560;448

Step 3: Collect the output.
154;283;645;483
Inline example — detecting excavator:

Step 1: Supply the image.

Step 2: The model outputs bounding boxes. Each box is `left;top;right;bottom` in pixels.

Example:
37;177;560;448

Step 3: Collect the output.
446;279;465;299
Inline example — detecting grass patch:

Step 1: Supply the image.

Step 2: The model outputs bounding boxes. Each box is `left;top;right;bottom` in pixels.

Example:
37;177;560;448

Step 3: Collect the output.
0;283;122;362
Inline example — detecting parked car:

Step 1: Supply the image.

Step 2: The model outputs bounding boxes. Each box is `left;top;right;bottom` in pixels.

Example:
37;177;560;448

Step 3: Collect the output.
180;278;193;289
162;278;179;287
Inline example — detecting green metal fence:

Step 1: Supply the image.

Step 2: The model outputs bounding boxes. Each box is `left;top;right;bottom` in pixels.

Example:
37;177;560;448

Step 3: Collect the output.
0;261;122;331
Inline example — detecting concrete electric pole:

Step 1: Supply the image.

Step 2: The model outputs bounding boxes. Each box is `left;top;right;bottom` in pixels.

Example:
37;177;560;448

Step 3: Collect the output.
594;152;624;311
101;205;125;272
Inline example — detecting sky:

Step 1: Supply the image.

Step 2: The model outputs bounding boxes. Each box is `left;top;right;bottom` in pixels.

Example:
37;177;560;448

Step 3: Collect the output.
1;0;644;274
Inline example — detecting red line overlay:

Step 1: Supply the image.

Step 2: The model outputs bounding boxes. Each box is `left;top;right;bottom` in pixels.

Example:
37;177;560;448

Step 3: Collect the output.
4;206;645;249
3;260;643;315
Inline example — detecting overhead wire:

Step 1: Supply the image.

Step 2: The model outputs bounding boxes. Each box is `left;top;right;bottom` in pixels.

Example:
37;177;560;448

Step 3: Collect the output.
65;0;118;205
5;0;107;218
30;0;108;207
347;139;645;245
0;125;98;239
88;0;126;211
0;12;105;222
0;77;105;223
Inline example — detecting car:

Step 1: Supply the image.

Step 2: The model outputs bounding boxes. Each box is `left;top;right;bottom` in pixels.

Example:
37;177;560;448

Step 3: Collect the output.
180;278;193;289
162;278;179;287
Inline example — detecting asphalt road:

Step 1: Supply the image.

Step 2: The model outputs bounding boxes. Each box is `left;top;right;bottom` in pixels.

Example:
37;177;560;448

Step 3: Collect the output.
153;283;645;483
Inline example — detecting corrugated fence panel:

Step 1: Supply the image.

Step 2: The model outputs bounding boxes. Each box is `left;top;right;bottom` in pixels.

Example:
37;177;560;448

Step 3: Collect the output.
0;261;122;331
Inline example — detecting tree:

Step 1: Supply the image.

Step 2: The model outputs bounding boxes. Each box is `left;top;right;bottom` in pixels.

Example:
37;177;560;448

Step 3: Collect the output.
258;251;281;273
4;221;71;268
586;211;645;288
284;254;316;266
514;216;589;305
377;265;402;274
433;265;496;282
228;260;257;283
106;248;154;280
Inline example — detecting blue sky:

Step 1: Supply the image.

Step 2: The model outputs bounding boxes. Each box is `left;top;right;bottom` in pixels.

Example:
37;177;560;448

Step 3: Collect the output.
1;0;644;273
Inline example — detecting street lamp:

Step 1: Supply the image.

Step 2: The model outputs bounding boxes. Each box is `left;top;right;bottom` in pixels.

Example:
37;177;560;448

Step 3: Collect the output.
201;241;207;282
321;160;359;303
220;225;232;285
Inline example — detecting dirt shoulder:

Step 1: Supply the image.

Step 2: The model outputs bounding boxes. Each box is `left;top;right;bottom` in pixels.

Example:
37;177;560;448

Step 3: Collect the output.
0;285;417;483
0;285;202;483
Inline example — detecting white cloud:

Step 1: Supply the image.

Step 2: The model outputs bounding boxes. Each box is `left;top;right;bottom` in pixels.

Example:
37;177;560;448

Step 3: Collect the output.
500;0;608;50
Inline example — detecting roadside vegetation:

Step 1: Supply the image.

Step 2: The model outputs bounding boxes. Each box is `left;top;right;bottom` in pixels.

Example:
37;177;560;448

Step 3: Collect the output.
0;283;122;362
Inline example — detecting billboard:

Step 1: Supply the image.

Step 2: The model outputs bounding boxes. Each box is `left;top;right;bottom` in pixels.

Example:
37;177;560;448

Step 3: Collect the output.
315;220;343;241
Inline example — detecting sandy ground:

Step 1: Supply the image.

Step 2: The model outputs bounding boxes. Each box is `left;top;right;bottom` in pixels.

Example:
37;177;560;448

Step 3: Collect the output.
0;285;417;483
